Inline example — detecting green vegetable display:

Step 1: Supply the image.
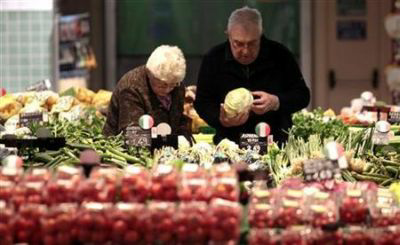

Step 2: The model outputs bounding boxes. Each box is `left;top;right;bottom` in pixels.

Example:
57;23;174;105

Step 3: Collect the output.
24;109;152;169
289;108;349;141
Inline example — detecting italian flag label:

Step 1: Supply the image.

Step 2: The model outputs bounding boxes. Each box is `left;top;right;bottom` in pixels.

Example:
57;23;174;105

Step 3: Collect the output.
255;122;270;137
139;115;154;129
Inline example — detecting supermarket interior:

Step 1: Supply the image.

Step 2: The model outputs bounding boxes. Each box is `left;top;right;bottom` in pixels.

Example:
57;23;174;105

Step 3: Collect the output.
1;0;400;244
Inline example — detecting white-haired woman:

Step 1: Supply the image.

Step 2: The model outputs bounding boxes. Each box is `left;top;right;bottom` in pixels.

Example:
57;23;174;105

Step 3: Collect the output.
103;45;190;137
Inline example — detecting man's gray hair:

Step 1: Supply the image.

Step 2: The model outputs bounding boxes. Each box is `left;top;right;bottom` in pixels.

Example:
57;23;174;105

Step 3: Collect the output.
227;6;263;33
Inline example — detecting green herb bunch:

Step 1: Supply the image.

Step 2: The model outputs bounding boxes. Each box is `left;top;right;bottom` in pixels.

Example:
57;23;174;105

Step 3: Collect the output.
289;108;349;141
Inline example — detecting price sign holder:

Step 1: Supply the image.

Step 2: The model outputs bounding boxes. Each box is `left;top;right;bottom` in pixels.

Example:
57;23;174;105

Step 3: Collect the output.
303;159;342;182
0;137;65;150
388;111;400;124
18;112;48;127
361;106;391;121
124;126;151;148
151;135;178;152
0;137;66;162
240;133;267;154
372;121;391;145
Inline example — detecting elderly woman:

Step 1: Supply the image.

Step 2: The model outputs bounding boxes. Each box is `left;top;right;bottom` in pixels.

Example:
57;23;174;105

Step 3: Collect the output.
103;45;189;137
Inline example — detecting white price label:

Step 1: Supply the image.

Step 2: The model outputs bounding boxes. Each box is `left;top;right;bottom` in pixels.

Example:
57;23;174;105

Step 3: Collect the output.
157;164;173;175
182;163;199;172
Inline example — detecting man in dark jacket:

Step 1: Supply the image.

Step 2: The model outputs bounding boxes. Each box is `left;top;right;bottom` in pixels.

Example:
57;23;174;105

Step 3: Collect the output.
194;6;310;145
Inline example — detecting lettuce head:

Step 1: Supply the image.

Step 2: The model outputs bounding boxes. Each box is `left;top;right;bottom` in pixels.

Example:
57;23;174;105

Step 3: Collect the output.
223;87;253;118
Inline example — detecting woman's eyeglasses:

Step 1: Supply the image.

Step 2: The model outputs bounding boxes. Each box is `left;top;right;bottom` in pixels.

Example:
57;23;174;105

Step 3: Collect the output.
152;81;178;89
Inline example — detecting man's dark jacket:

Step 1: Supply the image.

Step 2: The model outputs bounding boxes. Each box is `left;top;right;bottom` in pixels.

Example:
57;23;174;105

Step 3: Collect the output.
194;35;310;145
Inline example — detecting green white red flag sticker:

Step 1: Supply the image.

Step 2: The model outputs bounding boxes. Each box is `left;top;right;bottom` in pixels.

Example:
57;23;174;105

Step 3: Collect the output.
139;115;154;130
255;122;270;137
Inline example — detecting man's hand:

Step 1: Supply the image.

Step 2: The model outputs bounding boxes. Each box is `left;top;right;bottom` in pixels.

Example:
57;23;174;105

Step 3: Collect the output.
219;103;249;127
251;91;280;115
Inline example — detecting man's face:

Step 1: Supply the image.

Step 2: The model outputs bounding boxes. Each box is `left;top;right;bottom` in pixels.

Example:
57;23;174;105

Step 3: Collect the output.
228;24;261;65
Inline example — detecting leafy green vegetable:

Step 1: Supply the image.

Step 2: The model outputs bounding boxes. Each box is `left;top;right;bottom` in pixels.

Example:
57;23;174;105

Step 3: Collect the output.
289;108;349;141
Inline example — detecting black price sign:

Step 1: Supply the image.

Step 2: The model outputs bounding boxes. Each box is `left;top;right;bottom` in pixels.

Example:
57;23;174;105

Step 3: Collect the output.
124;126;151;147
151;135;178;151
240;133;267;154
19;112;46;127
362;106;391;121
303;159;341;182
388;112;400;124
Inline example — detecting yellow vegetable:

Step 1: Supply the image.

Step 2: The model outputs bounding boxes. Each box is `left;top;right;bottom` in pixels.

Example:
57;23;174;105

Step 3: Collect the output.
76;87;95;104
0;95;22;120
324;109;336;117
92;89;112;108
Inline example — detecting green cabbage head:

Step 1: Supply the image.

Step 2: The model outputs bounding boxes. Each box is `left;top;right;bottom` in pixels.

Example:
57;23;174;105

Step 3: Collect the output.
223;87;253;118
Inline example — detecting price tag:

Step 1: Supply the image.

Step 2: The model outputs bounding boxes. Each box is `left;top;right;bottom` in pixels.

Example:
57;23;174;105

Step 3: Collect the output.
182;163;199;172
57;166;80;175
388;111;400;124
255;204;271;210
218;177;237;185
287;190;303;198
19;111;46;127
254;190;271;198
187;179;207;186
310;204;327;213
2;167;18;176
314;191;330;200
347;189;362;197
283;199;299;208
157;164;173;174
26;79;51;91
56;179;73;187
125;126;151;147
0;181;13;188
377;196;392;205
215;163;231;173
116;203;135;211
303;159;341;182
240;133;267;154
125;165;143;174
373;121;391;145
85;202;105;211
377;188;393;197
267;135;274;145
151;135;178;151
361;106;391;122
32;168;47;175
26;182;43;189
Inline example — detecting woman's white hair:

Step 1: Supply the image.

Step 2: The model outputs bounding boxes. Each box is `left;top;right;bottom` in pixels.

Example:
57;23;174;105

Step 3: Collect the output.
227;6;263;34
146;45;186;85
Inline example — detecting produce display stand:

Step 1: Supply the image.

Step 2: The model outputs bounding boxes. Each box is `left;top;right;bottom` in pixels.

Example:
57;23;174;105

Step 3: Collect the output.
0;137;66;151
1;105;400;245
0;137;66;162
